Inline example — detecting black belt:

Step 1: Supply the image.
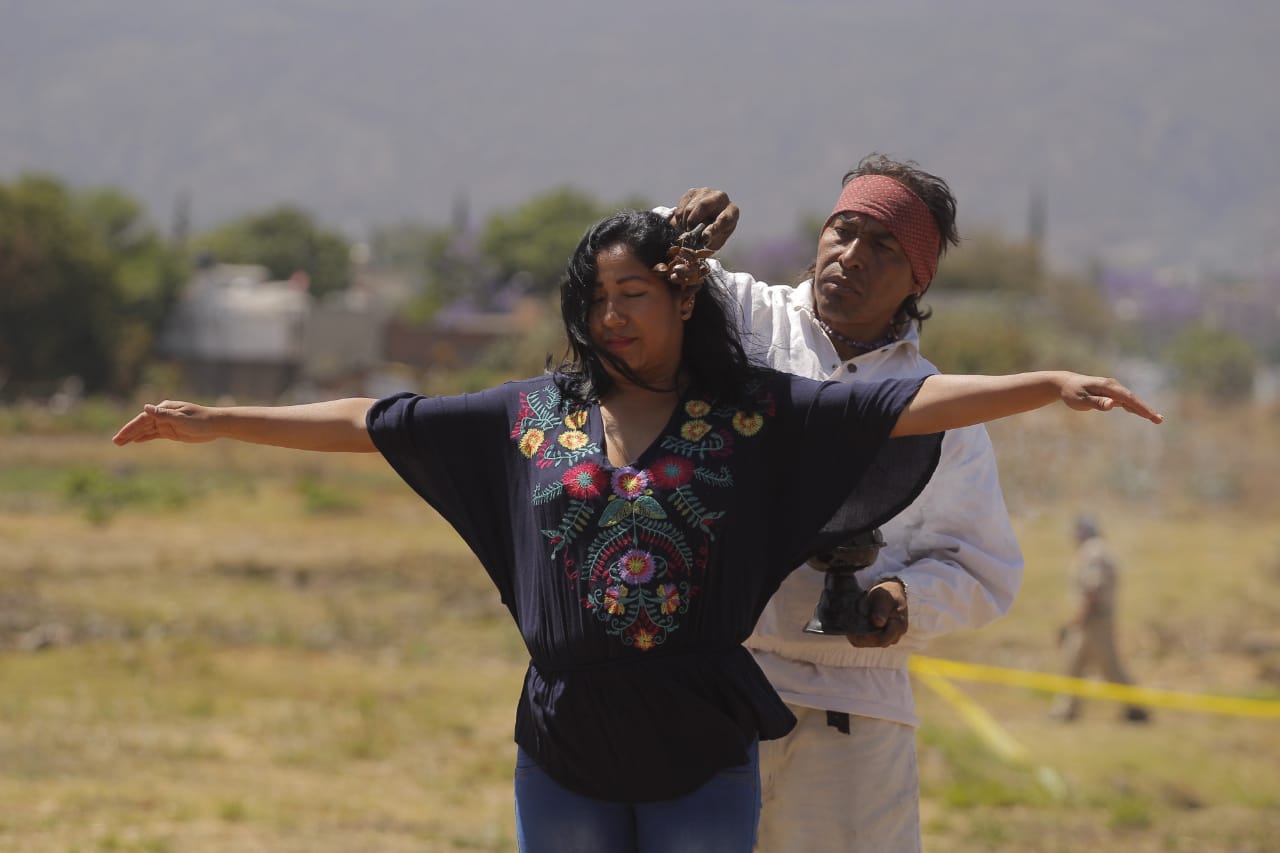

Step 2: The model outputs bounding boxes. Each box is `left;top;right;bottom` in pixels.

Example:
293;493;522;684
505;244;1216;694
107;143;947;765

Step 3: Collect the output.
826;710;850;735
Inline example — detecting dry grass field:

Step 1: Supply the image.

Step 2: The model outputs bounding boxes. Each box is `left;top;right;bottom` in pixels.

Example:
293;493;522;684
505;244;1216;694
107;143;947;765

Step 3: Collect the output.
1;397;1277;852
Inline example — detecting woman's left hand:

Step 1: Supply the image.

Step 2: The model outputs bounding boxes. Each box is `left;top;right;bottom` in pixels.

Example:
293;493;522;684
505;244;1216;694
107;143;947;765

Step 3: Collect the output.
1058;374;1164;424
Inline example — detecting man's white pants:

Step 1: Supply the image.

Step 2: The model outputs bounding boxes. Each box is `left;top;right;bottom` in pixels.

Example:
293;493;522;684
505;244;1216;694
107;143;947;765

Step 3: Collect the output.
757;705;921;853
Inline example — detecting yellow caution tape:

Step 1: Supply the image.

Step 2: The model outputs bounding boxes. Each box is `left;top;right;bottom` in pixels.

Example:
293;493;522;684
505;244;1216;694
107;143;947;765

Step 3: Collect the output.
912;663;1068;798
911;665;1030;763
909;656;1280;719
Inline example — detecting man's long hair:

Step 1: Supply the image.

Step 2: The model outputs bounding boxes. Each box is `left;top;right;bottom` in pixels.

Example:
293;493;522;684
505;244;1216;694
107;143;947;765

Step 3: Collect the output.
841;153;960;335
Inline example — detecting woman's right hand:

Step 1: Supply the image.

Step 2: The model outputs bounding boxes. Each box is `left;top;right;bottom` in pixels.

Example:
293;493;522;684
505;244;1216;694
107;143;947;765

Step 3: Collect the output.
112;400;220;445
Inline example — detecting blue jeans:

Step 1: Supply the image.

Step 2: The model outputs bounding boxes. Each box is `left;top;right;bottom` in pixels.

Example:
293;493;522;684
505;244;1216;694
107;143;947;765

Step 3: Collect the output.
513;741;761;853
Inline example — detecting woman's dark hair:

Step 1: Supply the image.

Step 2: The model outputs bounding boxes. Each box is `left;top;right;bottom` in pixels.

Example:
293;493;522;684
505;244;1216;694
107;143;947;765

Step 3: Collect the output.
555;209;754;405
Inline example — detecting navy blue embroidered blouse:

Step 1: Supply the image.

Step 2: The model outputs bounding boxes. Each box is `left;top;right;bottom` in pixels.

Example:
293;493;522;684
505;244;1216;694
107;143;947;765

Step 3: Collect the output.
366;368;940;803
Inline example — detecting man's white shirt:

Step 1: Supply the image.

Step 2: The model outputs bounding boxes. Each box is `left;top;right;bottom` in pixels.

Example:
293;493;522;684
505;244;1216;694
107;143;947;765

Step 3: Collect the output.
713;262;1025;726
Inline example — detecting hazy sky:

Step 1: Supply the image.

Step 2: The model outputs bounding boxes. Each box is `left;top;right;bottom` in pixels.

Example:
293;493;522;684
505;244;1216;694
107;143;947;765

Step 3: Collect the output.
3;0;1278;275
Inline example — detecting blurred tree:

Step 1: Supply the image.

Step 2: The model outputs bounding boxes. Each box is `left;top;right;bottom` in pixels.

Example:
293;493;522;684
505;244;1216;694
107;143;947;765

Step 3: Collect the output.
369;221;498;324
478;187;648;295
921;302;1041;375
0;175;117;396
0;176;186;398
421;227;477;308
932;230;1041;294
194;206;351;298
368;221;436;277
1165;325;1257;403
1043;271;1115;342
77;188;187;390
919;228;1119;374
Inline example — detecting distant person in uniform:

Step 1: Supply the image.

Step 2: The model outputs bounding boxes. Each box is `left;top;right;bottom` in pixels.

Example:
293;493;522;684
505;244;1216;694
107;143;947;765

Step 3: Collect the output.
1050;514;1150;723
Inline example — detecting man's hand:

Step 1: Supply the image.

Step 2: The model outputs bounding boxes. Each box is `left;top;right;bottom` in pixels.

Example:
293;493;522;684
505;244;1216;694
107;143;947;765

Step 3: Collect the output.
846;579;909;648
670;187;739;251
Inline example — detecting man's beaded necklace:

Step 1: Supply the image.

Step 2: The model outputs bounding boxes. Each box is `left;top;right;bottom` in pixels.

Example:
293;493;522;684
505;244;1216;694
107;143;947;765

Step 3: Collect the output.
816;317;897;352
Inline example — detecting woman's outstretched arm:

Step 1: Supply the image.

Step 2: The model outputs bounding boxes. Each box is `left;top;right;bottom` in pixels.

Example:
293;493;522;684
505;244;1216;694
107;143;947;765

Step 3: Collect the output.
890;372;1164;438
112;398;379;452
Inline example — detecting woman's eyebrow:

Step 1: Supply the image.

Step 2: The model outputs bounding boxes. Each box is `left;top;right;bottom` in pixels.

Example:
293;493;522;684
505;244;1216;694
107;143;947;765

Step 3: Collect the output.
611;273;654;286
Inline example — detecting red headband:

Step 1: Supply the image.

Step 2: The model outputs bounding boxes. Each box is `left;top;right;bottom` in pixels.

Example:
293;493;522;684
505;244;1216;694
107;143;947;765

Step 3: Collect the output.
828;175;941;288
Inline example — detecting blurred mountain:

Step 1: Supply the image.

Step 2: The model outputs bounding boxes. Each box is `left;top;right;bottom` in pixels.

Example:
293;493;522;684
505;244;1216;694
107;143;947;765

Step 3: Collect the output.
2;0;1277;276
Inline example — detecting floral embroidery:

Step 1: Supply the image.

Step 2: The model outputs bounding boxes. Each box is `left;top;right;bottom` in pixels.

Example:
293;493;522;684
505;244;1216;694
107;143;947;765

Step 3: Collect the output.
516;380;775;650
657;583;682;615
518;429;544;458
684;400;711;417
512;385;601;469
632;629;658;651
649;456;693;489
732;412;764;437
617;549;657;584
559;430;590;450
679;419;712;442
604;584;628;615
611;467;649;499
563;463;608;499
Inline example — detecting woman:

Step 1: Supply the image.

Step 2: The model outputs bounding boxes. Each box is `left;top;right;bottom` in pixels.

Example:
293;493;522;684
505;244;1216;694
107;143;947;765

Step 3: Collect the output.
114;210;1161;852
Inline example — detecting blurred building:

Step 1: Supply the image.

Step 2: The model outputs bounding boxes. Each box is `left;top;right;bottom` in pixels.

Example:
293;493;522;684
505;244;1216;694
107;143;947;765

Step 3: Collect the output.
159;259;546;402
297;289;389;397
160;262;311;400
384;287;546;372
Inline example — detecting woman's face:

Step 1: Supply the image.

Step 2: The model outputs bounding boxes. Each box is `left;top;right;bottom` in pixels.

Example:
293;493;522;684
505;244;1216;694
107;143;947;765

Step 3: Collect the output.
588;244;692;389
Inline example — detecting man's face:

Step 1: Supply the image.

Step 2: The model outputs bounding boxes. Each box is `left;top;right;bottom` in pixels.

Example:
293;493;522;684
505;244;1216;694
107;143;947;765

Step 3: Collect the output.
812;213;923;334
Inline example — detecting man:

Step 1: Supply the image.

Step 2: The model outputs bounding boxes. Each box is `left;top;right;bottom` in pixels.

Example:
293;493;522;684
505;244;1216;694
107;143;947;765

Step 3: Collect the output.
670;154;1024;852
1050;514;1150;723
